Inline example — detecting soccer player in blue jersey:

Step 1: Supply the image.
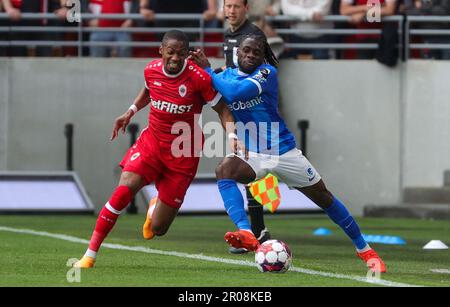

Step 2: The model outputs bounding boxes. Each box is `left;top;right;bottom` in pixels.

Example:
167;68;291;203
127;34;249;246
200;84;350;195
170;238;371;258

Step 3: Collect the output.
191;35;386;273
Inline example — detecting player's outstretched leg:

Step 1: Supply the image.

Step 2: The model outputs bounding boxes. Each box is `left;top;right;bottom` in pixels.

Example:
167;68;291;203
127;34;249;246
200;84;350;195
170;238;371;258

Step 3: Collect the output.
74;172;144;269
299;180;386;273
229;187;271;254
216;157;260;252
73;185;134;268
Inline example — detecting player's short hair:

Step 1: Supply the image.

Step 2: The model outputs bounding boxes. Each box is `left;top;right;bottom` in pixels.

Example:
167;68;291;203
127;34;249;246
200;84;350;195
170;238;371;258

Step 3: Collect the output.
162;30;189;49
224;0;248;6
240;34;279;67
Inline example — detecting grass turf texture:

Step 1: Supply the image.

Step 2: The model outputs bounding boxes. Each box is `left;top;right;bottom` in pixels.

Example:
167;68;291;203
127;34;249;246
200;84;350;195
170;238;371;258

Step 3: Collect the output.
0;215;449;287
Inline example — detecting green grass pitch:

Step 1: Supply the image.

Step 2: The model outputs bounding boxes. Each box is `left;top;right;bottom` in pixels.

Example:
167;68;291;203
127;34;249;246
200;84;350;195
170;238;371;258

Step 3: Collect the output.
0;214;449;287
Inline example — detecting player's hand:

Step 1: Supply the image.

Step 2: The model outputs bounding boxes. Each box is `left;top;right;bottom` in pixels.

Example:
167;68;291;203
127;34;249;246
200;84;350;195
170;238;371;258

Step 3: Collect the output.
189;49;211;69
111;111;133;141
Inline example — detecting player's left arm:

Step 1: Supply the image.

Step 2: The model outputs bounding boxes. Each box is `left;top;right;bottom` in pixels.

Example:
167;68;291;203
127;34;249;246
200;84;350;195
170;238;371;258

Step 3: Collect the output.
199;71;247;158
208;70;262;102
111;87;150;141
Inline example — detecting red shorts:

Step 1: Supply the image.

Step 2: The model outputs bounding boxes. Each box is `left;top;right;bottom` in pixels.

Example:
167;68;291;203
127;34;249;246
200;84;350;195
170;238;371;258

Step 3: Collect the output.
119;129;199;209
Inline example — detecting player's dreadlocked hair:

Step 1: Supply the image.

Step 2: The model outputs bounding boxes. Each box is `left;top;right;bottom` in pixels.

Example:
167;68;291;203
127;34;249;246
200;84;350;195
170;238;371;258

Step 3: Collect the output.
240;34;279;68
162;30;189;49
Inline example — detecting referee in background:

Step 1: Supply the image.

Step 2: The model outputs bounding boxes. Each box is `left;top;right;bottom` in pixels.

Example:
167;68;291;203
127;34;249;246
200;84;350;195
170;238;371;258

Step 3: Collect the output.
217;0;279;254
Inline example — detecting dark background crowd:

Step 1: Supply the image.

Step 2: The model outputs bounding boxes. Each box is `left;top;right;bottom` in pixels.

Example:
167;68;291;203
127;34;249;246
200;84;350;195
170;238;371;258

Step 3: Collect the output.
0;0;449;60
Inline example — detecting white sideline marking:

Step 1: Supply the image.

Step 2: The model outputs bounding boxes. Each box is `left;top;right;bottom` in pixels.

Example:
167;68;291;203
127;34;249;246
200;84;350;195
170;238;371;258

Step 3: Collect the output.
430;269;450;274
0;226;420;287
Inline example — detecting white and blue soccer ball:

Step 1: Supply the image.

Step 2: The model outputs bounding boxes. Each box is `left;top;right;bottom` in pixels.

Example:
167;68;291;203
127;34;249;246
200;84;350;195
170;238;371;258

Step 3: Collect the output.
255;240;292;273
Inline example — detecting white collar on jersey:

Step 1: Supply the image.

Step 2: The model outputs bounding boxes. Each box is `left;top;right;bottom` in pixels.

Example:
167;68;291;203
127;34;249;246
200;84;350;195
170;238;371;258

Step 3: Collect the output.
237;69;249;76
162;60;188;78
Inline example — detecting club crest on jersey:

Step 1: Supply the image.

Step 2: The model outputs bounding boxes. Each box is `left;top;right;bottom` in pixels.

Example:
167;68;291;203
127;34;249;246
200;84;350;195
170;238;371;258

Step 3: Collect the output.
179;85;187;97
253;68;271;83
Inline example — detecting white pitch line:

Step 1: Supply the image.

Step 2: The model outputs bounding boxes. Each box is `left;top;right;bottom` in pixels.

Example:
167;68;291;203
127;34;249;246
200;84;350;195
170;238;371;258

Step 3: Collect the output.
0;226;420;287
430;269;450;274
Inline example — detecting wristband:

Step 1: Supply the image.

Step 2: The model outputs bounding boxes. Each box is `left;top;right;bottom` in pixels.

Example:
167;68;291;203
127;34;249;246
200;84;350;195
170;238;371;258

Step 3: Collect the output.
128;105;138;114
228;133;238;140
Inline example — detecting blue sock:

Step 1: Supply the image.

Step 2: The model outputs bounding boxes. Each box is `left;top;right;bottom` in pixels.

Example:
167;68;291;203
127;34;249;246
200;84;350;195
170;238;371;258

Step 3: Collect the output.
325;197;368;250
218;179;251;231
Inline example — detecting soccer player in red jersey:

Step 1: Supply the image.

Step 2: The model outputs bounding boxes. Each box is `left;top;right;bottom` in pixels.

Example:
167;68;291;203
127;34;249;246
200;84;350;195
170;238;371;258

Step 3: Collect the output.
74;30;238;268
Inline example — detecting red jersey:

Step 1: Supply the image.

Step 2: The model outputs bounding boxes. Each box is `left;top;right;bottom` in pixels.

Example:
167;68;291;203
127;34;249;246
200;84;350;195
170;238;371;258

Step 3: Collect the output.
11;0;22;8
345;0;390;40
89;0;131;28
359;0;385;40
144;59;221;146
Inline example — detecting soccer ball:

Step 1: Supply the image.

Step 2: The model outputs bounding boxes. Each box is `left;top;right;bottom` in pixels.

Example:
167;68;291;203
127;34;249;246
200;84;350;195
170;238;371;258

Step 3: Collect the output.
255;240;292;273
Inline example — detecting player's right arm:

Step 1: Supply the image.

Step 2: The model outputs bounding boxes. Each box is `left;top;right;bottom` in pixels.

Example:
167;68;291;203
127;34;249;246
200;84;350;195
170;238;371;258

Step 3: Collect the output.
110;87;150;141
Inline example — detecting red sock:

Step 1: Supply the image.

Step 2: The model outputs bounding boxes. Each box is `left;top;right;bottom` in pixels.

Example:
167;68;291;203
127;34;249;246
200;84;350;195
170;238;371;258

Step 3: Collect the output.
88;186;133;253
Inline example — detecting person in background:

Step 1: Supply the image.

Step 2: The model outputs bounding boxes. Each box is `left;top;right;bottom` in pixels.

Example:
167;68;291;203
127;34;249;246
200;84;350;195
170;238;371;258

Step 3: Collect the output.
2;0;68;56
340;0;398;59
248;0;285;58
0;0;6;56
218;0;285;58
405;0;450;60
88;0;133;57
204;0;220;28
281;0;334;60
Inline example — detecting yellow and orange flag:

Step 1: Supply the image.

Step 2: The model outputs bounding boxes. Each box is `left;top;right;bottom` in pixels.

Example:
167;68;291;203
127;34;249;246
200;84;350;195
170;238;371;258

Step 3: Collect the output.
248;173;281;213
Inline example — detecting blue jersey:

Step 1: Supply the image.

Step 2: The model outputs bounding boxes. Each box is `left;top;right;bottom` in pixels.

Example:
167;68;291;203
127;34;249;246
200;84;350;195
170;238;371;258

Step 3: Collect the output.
205;64;296;155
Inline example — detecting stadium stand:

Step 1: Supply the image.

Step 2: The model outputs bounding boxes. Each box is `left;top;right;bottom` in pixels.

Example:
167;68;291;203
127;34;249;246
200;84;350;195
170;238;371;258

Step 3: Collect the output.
0;0;449;60
340;0;399;59
88;0;133;58
405;0;450;59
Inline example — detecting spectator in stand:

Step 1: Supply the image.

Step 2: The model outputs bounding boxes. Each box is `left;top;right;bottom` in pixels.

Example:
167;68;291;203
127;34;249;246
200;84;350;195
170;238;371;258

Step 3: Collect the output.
202;1;222;57
204;0;220;28
89;0;133;57
340;0;398;59
405;0;450;60
248;0;285;58
217;0;285;58
281;0;334;59
1;0;68;56
0;1;6;56
247;0;279;31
